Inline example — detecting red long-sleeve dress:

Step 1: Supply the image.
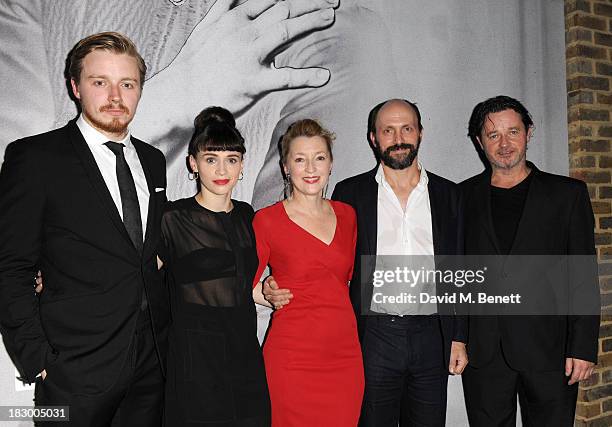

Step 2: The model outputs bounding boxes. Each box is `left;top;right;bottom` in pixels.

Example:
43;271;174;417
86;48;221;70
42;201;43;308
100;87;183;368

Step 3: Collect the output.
253;200;364;426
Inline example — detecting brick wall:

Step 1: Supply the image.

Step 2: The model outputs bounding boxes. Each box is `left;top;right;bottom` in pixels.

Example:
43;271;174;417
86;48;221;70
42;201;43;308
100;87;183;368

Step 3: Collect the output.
566;1;612;425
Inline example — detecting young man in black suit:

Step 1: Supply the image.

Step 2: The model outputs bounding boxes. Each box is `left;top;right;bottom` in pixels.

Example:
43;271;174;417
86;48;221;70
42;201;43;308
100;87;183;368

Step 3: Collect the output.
0;32;168;425
461;95;600;426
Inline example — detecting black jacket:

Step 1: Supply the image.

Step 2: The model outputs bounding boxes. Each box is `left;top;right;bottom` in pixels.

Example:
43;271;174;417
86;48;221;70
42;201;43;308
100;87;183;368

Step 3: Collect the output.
332;166;467;365
461;163;600;369
0;120;169;391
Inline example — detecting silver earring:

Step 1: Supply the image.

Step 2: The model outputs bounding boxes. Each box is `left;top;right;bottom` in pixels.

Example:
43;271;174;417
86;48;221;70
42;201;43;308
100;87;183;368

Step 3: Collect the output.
239;171;244;181
188;171;199;181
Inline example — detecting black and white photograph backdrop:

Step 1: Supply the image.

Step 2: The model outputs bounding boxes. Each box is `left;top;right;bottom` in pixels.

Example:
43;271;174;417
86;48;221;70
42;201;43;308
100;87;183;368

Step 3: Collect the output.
0;1;568;425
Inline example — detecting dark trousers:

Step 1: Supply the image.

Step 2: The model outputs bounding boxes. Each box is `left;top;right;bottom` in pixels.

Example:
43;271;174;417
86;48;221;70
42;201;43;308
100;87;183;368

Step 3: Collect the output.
462;343;578;427
35;311;164;426
359;315;448;427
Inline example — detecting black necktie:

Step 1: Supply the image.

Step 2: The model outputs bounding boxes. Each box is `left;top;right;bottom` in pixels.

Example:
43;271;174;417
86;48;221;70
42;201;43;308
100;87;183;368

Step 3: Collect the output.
104;141;143;254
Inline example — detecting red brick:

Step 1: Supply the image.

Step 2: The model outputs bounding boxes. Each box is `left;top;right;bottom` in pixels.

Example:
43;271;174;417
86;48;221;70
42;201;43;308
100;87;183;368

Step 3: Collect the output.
593;201;612;214
568;27;594;44
584;414;612;427
595;232;612;245
602;217;612;229
597;93;612;104
571;170;611;183
570;107;611;122
567;13;608;31
599;125;612;137
569;90;596;106
569;123;594;137
596;62;612;76
581;371;602;387
600;261;612;276
568;75;610;91
600;186;612;199
566;0;592;14
569;58;595;75
571;155;598;168
567;44;609;60
595;31;612;47
583;383;612;401
576;401;602;418
595;2;612;17
601;156;612;168
602;277;612;293
570;139;611;153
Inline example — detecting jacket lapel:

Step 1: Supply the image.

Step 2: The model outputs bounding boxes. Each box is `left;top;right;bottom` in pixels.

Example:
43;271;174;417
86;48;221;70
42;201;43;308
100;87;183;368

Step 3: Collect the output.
361;168;379;256
427;175;442;256
67;121;137;255
474;170;502;254
508;163;547;254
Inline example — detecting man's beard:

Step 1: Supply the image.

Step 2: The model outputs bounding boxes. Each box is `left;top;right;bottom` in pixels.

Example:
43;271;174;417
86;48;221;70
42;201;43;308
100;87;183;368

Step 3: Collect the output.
85;104;131;135
377;140;420;170
488;147;526;171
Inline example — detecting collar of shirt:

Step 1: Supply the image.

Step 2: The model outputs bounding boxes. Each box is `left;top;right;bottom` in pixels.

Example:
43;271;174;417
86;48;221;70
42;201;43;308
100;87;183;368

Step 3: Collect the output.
374;161;429;194
76;114;132;150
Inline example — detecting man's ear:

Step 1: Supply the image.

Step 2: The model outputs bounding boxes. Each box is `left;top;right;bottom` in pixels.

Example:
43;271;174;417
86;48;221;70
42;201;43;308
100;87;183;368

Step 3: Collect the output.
70;78;81;100
527;126;534;142
368;131;376;147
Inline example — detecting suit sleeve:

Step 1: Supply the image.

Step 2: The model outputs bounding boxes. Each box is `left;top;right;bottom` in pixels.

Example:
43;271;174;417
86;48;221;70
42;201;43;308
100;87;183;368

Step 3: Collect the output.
566;182;600;363
252;212;271;288
0;141;53;383
452;187;468;343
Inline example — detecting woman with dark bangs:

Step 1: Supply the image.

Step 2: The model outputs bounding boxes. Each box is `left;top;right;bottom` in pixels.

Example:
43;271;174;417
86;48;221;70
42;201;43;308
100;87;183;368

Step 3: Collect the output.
158;107;270;426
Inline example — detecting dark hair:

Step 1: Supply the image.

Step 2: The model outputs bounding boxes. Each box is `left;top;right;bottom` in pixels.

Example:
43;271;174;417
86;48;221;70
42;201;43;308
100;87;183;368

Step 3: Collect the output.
67;32;146;88
187;106;245;157
280;119;335;165
367;98;423;143
468;95;534;144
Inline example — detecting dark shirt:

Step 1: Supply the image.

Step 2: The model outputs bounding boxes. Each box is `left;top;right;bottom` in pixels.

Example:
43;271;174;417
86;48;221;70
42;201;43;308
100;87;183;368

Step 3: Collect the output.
490;171;533;255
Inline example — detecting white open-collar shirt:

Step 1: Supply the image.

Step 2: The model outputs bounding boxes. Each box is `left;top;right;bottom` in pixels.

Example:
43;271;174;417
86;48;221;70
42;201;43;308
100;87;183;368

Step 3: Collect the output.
371;162;436;315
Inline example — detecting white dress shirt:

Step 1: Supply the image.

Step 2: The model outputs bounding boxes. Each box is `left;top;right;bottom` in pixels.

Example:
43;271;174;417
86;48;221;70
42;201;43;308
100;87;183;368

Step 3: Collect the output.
76;115;149;238
371;162;436;315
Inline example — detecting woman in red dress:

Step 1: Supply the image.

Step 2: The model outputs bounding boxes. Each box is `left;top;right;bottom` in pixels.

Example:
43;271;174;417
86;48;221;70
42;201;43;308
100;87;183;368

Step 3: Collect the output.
252;119;364;426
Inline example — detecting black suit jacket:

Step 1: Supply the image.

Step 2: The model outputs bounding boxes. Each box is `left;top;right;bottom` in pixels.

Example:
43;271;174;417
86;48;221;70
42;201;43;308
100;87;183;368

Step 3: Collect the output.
332;166;467;364
0;120;169;392
461;163;600;370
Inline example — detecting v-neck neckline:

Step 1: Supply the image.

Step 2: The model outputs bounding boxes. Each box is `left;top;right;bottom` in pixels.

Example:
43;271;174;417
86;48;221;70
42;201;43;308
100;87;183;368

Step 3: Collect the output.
280;200;338;247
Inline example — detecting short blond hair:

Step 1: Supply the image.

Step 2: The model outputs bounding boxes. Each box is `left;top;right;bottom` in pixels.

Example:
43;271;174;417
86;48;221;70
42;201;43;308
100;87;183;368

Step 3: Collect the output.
67;32;146;88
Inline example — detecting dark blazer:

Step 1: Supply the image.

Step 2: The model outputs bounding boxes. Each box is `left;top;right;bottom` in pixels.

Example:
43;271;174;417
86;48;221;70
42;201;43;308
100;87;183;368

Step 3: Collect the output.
332;166;467;364
461;163;600;370
0;120;169;392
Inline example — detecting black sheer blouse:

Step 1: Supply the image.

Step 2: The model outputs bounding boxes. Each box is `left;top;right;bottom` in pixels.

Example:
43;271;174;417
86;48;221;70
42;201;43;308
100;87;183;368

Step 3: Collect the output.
159;197;269;425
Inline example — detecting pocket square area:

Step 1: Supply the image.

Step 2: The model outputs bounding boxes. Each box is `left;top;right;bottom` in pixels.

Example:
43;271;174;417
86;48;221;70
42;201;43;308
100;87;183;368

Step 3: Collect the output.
154;187;165;192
